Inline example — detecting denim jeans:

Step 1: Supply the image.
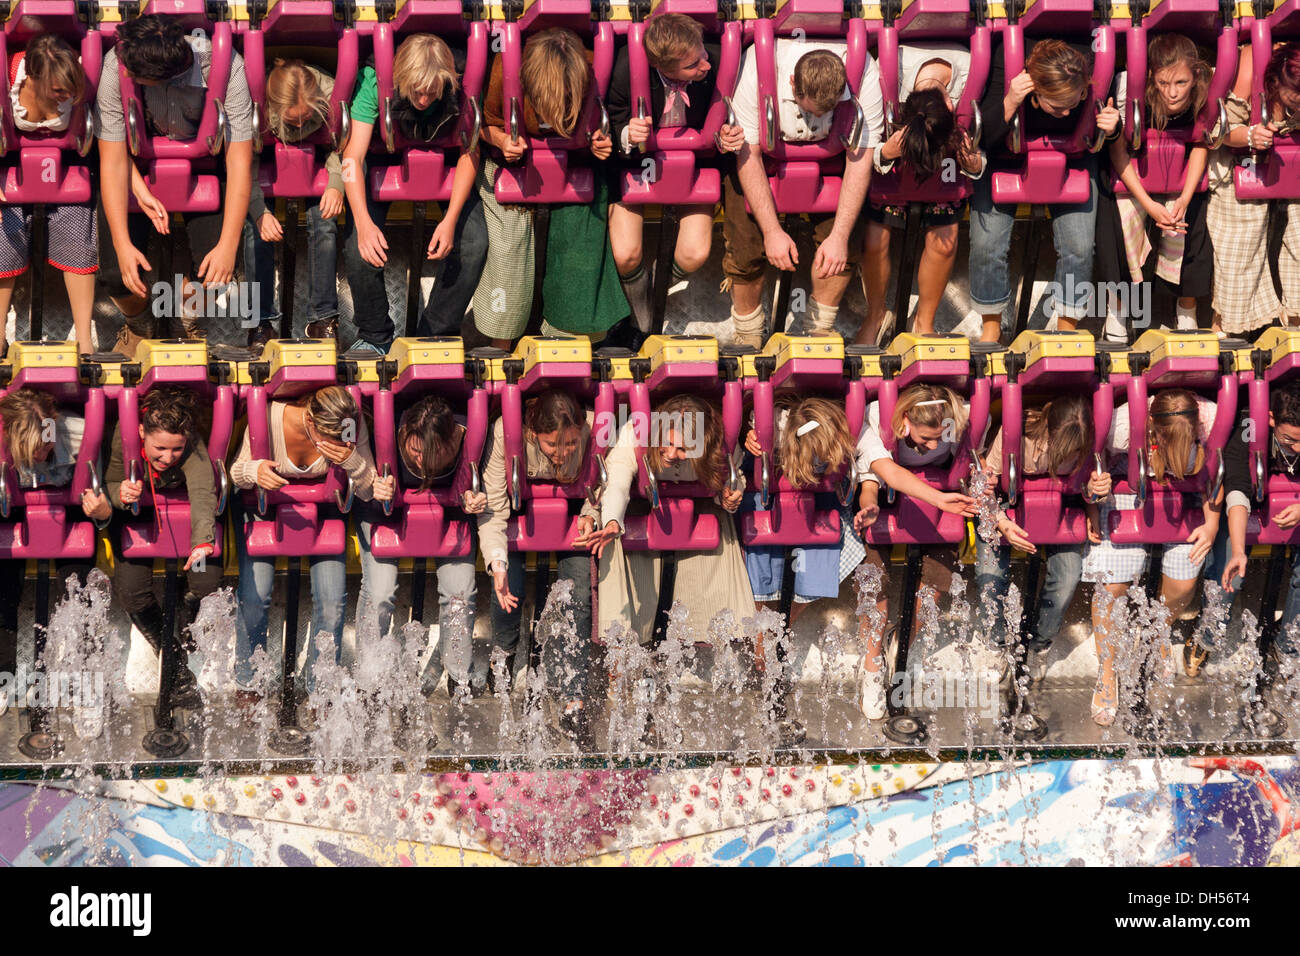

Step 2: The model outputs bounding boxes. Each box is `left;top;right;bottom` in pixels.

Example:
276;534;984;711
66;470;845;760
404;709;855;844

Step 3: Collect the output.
341;186;488;348
232;504;347;692
1199;522;1298;656
968;155;1098;331
490;551;593;702
356;514;479;689
243;199;341;330
974;536;1083;649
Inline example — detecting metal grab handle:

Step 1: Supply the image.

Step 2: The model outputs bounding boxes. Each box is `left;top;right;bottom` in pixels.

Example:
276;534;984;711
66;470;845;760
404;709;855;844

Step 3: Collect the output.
126;98;141;156
839;99;865;151
1087;103;1107;154
470;461;482;495
1135;445;1148;512
836;460;857;507
1207;455;1225;502
460;97;482;152
382;96;396;153
127;458;141;516
509;456;522;512
252;100;263;153
970;101;983;147
337;101;352;153
759;451;772;510
1128;99;1142;154
1254;449;1267;503
1007;452;1019;507
215;459;229;516
728;457;745;494
1009;111;1022;154
380;463;393;517
597;99;611;141
78;108;95;157
88;460;103;499
643;454;660;509
334;472;355;514
1086;451;1106;502
1206;98;1228;150
587;454;609;507
508;98;521;145
884;99;897;132
886;483;897;506
763;97;776;152
0;468;9;519
635;96;648;154
256;486;268;517
208;99;228;156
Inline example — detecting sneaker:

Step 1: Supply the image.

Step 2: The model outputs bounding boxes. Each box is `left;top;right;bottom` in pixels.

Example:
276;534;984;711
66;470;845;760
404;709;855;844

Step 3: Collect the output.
305;317;339;342
345;338;390;358
666;278;689;297
860;667;887;720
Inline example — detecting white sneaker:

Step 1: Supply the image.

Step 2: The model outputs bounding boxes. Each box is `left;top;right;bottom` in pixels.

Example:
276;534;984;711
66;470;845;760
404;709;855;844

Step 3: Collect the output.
667;279;689;297
950;310;983;341
860;668;887;720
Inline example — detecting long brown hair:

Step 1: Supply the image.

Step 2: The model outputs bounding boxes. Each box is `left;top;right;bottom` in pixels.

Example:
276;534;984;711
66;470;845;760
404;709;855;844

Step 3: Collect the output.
522;27;589;138
524;388;586;484
398;394;460;492
1023;393;1094;477
1144;33;1210;132
648;393;727;494
23;34;86;108
774;394;854;489
1026;39;1089;103
1146;388;1204;482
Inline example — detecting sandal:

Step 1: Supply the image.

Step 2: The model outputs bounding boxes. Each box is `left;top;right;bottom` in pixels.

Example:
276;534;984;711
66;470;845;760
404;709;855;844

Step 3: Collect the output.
1184;639;1210;678
1091;670;1118;727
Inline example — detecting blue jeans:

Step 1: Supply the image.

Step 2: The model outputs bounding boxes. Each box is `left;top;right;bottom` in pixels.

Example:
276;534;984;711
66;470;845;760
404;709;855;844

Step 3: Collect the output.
233;503;348;692
1198;523;1298;656
974;536;1083;650
968;156;1097;331
356;512;479;690
490;551;593;702
243;199;340;330
341;186;488;348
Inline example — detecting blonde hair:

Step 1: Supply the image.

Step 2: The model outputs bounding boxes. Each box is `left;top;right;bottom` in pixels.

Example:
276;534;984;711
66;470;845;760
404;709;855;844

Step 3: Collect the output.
522;27;589;138
645;14;704;73
1147;388;1204;483
891;383;967;442
265;59;329;134
775;395;853;489
394;33;458;105
298;386;360;442
0;387;58;473
793;49;847;115
24;34;86;107
647;394;727;494
1026;39;1089;103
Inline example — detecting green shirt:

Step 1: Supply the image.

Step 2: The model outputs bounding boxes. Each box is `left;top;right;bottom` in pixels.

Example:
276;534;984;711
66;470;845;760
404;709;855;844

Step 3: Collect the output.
351;64;382;125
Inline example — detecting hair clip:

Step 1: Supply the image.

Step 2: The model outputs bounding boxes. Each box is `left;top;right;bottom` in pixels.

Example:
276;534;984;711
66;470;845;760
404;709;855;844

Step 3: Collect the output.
913;399;948;408
796;420;821;437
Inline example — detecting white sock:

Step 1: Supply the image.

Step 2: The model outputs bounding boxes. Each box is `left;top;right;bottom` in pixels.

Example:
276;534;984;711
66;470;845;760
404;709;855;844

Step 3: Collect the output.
731;305;765;337
1175;303;1198;331
1103;310;1128;343
806;299;840;335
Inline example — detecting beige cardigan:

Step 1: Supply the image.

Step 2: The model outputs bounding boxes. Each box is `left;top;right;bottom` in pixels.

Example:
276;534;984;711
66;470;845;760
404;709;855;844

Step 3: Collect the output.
478;411;599;570
230;401;378;500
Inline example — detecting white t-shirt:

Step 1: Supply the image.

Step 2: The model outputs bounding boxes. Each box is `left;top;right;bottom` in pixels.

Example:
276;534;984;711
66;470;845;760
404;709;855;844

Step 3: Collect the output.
731;38;884;149
855;400;963;483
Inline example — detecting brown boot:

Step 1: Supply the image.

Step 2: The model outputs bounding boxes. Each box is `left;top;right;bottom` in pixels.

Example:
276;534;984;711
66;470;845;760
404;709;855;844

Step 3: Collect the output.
112;324;145;360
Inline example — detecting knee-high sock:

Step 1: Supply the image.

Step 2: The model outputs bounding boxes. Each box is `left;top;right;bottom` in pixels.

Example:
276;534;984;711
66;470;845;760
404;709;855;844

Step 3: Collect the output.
806;298;840;335
619;262;652;333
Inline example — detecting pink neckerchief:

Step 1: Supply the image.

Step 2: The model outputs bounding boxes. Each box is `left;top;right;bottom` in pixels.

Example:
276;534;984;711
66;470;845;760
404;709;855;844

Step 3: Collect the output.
657;71;691;120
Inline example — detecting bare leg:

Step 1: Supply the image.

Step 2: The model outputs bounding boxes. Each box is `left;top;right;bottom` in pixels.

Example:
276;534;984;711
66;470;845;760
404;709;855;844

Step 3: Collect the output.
607;201;644;275
858;220;891;345
980;315;1003;343
0;276;15;356
63;271;96;354
1090;583;1127;725
912;223;958;336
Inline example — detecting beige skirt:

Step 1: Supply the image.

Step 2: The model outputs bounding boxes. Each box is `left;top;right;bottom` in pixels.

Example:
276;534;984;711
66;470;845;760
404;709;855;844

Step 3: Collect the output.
598;499;757;645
